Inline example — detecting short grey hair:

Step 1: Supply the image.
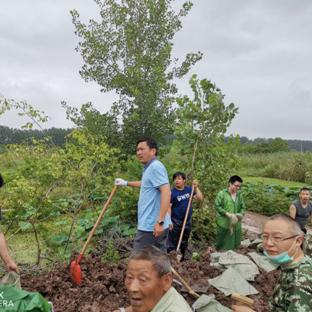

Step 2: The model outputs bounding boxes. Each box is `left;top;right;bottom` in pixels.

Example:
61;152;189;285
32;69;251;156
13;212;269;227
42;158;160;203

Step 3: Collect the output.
266;214;304;236
129;246;171;277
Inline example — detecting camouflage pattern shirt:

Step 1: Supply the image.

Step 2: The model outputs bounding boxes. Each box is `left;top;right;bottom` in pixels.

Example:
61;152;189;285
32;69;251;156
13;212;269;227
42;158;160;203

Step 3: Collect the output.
303;234;312;258
269;255;312;312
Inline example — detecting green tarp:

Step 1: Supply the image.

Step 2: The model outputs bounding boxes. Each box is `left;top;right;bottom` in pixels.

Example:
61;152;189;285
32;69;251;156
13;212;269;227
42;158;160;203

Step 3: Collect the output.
211;251;259;281
192;294;232;312
0;272;21;289
208;267;259;296
240;238;263;248
0;273;51;312
248;252;278;273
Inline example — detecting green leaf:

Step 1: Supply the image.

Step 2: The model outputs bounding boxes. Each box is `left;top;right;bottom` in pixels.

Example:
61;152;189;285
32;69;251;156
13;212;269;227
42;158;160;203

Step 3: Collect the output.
19;221;32;231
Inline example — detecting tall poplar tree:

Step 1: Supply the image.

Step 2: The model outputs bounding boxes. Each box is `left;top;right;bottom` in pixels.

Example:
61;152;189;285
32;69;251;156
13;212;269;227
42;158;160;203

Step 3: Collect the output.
71;0;202;151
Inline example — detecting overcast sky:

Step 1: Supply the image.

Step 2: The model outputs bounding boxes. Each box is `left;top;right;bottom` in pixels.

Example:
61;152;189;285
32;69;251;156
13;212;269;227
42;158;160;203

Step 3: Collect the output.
0;0;311;140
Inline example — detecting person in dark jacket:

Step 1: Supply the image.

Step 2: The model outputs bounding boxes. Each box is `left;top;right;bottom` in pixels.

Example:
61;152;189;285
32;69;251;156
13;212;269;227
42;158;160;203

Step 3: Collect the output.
289;187;312;234
167;172;203;260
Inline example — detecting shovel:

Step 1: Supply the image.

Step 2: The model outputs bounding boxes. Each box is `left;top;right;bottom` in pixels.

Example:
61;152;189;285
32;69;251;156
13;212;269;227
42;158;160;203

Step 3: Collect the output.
176;184;195;262
70;185;117;285
231;293;254;308
171;266;200;298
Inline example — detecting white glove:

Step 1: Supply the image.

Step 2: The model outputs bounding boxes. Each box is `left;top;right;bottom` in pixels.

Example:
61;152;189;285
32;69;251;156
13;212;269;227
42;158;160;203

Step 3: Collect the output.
236;213;243;221
226;212;238;225
115;178;128;186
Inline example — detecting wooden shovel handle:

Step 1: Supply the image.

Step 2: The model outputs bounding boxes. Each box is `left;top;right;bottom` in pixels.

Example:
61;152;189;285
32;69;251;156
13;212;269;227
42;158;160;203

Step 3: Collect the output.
78;185;117;260
176;185;195;253
231;293;254;307
171;267;200;298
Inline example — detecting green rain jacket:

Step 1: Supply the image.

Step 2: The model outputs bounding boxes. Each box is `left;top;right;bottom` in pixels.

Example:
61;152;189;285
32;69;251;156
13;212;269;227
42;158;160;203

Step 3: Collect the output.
214;189;246;229
214;189;246;250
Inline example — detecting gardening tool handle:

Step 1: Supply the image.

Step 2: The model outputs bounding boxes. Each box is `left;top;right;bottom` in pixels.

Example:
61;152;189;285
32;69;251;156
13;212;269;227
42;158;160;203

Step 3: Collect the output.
231;293;254;307
176;184;195;253
171;267;200;298
79;185;117;259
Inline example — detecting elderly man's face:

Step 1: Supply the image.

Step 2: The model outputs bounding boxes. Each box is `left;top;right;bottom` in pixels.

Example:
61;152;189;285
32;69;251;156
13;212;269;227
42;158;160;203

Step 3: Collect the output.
262;219;303;257
125;259;171;312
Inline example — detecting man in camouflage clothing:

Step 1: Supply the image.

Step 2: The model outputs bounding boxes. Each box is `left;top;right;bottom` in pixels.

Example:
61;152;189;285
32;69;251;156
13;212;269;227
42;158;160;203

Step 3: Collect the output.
303;233;312;257
232;214;312;312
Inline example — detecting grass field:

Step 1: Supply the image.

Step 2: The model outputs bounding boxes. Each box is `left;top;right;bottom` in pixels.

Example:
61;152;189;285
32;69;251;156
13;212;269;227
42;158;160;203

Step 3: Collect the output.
244;176;307;188
5;215;72;266
7;232;39;265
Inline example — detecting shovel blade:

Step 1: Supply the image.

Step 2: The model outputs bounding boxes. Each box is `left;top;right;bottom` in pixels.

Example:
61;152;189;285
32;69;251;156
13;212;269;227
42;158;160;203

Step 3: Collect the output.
70;260;82;285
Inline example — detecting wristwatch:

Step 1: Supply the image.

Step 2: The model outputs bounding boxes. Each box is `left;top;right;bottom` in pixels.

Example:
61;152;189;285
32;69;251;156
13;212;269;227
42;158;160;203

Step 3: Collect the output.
157;220;164;226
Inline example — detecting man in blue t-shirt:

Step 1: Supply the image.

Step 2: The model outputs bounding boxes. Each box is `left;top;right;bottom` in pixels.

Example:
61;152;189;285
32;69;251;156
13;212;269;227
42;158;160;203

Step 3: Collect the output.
115;138;171;252
167;172;203;260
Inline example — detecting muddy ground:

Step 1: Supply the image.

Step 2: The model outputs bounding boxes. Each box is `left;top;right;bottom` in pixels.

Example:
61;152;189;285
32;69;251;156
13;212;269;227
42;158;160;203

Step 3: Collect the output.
21;242;279;312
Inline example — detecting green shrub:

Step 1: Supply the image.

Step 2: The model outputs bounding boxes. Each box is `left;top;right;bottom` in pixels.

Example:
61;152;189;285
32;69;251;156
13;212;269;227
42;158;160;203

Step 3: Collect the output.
240;152;312;183
191;201;217;243
242;182;296;216
102;239;120;263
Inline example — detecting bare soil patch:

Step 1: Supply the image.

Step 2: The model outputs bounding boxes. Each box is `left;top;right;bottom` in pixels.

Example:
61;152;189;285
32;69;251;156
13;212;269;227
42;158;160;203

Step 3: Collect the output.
21;247;278;312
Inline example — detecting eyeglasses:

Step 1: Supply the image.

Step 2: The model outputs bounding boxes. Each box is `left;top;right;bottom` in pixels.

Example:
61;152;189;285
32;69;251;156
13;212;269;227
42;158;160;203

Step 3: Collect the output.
261;234;298;244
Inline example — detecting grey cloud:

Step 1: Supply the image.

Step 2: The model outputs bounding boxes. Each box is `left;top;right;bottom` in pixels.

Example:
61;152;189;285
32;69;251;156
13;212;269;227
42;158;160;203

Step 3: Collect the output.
0;0;311;139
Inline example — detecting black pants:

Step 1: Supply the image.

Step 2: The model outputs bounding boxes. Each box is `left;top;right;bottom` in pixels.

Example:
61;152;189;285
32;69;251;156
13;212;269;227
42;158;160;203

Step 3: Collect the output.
167;223;191;260
133;229;169;252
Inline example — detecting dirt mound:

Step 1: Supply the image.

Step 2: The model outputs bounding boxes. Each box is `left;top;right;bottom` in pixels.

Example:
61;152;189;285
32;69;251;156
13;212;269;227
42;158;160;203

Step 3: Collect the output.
21;247;278;312
21;255;129;312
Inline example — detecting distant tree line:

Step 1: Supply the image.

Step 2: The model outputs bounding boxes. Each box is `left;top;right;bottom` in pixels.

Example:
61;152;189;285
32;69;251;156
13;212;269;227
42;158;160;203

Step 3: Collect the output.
0;125;72;146
239;136;312;153
1;125;311;153
287;140;312;152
